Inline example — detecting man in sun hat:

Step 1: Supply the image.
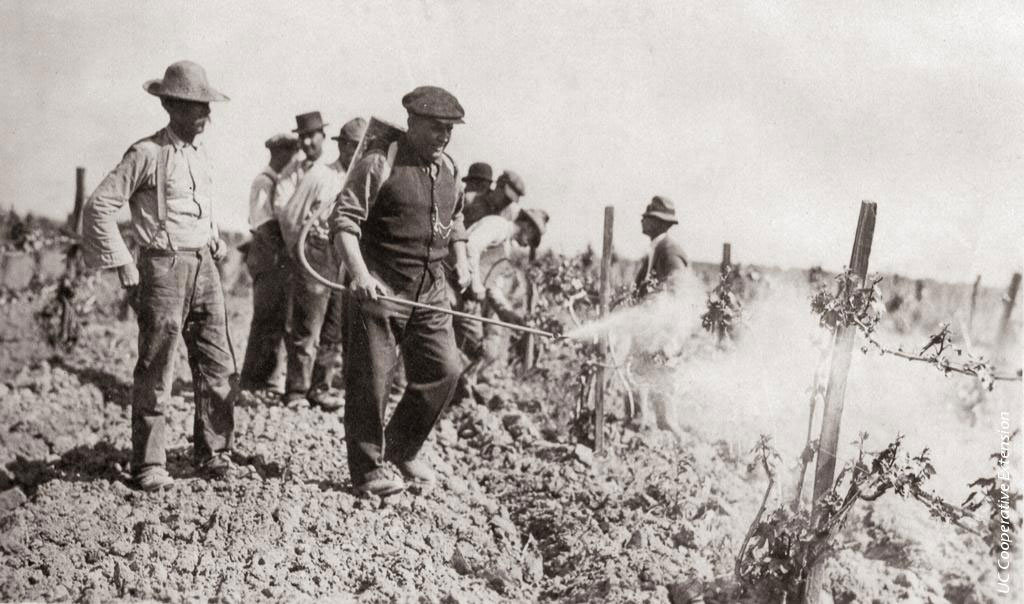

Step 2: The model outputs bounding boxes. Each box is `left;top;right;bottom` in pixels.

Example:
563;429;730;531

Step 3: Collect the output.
461;162;493;206
634;195;688;297
462;169;526;228
239;132;299;396
330;86;472;497
80;61;237;491
277;117;368;412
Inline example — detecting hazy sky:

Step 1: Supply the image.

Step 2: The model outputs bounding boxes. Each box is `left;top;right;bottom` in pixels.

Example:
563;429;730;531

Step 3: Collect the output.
3;1;1021;283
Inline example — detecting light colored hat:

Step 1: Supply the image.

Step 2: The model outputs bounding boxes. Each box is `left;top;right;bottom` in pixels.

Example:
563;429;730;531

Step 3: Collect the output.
331;117;368;142
144;61;229;103
517;209;549;247
642;196;678;224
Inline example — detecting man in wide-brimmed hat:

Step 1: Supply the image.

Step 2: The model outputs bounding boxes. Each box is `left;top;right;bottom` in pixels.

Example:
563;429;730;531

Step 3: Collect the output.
330;86;472;496
461;162;493;206
463;169;526;228
635;195;688;296
81;60;237;491
277;117;368;412
239;133;300;396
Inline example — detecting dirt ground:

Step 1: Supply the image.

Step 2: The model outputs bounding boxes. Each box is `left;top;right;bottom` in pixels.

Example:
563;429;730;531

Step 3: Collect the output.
0;270;1017;603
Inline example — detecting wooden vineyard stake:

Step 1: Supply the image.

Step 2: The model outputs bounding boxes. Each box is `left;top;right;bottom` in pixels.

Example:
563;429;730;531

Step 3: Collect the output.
995;272;1021;354
72;167;86;235
804;201;877;603
594;206;614;455
968;274;981;335
522;245;538;372
718;242;732;345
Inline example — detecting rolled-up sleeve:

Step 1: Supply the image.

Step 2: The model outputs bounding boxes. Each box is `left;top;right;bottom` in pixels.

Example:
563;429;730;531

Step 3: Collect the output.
81;146;149;269
329;152;388;239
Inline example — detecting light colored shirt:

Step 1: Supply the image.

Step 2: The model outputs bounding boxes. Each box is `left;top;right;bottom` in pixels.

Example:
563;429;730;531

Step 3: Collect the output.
466;214;515;291
82;126;219;269
279;158;346;256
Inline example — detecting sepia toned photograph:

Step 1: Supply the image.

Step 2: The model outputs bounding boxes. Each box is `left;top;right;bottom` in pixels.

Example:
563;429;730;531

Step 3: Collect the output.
0;2;1021;602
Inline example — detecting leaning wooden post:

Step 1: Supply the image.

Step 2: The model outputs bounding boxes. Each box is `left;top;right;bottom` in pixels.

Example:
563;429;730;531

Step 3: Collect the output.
995;272;1021;353
594;206;614;454
804;201;877;603
72;167;86;235
967;274;981;335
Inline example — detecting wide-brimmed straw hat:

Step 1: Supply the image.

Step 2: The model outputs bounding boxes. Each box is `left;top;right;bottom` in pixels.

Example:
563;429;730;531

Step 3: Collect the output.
143;61;229;103
642;196;678;224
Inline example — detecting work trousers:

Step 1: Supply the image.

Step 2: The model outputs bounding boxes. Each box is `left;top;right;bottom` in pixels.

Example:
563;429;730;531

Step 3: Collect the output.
284;263;344;398
131;247;235;471
344;272;462;484
240;222;289;391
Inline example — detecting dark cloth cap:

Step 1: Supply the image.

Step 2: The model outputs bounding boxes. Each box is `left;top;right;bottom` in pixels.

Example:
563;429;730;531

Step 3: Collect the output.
463;162;493;183
293;111;328;135
497;170;525;197
642;195;678;224
402;86;465;124
144;60;229;103
265;132;298;151
517;209;549;248
331;117;368;142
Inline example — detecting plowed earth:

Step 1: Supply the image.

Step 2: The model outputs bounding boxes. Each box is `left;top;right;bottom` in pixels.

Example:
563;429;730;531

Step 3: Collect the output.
0;273;1010;602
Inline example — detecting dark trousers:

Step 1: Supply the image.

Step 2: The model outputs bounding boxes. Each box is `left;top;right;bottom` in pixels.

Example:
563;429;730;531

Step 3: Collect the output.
131;247;235;471
344;273;462;484
285;267;344;397
240;223;288;391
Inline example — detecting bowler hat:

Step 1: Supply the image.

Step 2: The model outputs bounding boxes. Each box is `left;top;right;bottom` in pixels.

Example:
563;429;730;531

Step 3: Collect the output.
642;196;678;224
517;209;549;247
144;60;229;103
265;132;298;151
497;170;526;197
402;86;465;124
331;117;368;142
463;162;493;184
293;112;328;135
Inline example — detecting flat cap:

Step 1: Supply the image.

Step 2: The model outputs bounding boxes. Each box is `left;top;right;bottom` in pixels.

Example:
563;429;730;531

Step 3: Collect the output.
497;170;525;197
265;132;299;151
402;86;464;124
331;117;368;142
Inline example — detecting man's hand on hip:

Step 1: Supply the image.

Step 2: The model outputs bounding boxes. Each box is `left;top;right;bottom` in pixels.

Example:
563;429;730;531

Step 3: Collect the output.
117;263;140;288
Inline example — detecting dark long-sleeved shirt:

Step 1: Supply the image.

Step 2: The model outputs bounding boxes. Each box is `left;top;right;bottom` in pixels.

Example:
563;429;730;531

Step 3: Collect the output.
330;136;467;288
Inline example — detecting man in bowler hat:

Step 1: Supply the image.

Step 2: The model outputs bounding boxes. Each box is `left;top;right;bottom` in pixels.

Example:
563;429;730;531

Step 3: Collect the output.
330;86;472;496
81;61;237;490
462;162;493;206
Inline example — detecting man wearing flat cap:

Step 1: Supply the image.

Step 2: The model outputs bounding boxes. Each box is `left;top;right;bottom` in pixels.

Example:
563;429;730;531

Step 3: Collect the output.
462;162;493;207
239;133;300;396
463;169;526;228
330;86;472;496
81;60;236;491
278;117;368;412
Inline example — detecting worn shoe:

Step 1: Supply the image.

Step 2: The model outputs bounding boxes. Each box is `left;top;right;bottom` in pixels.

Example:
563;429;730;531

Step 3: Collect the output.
197;452;235;480
353;468;406;497
132;466;174;492
389;456;436;486
308;389;344;412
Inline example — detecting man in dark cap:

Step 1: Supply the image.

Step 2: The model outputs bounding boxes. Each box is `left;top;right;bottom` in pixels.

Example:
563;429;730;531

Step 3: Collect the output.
463;169;526;228
330;86;471;496
462;162;493;206
240;133;300;396
278;117;368;411
81;61;236;491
